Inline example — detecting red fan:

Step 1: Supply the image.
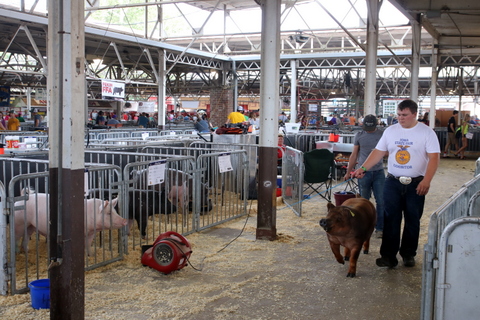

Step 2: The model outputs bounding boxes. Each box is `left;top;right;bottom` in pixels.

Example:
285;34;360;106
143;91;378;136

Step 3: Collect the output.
141;231;192;274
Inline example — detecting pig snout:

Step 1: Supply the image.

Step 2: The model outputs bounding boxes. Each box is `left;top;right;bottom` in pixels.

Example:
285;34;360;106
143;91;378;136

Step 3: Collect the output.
113;218;128;228
319;218;330;231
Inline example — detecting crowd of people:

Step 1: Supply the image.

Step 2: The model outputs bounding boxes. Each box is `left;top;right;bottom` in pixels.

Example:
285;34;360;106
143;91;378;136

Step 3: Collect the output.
0;110;29;131
442;110;476;160
89;110;159;128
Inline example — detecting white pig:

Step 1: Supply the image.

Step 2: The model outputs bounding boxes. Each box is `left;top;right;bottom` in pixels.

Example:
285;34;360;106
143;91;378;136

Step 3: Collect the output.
14;189;127;255
84;197;127;255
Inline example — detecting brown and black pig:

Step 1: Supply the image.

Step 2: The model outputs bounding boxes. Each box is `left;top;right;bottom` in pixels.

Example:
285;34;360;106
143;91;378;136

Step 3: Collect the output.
319;197;376;277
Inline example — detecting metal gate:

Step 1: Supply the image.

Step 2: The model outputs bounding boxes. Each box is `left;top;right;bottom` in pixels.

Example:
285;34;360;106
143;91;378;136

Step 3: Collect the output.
4;164;125;295
123;156;197;250
434;217;480;320
421;174;480;319
281;146;304;217
0;181;7;296
196;150;249;231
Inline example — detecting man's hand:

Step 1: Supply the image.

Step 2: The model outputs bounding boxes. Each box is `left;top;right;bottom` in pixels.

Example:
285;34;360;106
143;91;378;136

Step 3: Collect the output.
416;180;430;196
353;168;366;179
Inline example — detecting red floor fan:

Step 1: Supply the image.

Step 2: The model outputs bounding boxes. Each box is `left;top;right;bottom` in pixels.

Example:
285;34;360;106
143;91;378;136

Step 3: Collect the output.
141;231;192;274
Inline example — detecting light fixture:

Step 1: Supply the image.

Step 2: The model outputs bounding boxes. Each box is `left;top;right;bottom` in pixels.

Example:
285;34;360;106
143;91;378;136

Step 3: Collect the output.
289;31;309;44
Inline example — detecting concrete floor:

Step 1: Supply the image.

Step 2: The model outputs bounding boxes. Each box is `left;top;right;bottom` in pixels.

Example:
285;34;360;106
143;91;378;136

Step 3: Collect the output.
0;156;476;320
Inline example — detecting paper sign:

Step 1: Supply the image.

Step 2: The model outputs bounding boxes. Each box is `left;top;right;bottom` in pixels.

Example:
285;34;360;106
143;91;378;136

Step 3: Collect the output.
148;160;166;186
142;132;149;140
218;153;233;173
24;137;37;149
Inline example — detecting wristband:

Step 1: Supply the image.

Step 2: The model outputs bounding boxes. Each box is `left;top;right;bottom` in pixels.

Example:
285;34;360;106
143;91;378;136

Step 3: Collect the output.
361;166;367;172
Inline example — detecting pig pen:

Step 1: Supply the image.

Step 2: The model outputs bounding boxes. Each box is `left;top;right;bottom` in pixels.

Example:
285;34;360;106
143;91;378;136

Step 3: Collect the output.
3;163;127;294
0;156;476;320
1;144;250;296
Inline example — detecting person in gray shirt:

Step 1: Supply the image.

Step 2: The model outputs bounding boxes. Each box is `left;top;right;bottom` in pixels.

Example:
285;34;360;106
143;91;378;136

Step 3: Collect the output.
344;114;385;237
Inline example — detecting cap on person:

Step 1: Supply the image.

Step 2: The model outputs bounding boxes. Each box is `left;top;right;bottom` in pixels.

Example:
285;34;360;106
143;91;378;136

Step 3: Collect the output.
237;106;244;111
363;114;377;131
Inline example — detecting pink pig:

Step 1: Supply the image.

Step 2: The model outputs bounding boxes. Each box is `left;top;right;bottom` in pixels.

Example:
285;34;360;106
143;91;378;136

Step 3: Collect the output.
84;197;127;255
14;189;127;255
168;181;188;213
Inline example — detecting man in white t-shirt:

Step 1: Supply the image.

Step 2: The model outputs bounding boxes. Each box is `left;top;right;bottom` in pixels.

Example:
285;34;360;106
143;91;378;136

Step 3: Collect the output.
354;99;440;269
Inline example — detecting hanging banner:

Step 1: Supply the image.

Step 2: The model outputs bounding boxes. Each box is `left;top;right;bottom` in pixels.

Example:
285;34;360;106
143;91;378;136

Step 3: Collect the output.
102;80;125;99
0;86;10;107
138;101;156;113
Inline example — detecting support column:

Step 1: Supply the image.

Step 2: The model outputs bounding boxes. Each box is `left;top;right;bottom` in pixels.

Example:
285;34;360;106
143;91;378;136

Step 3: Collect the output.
458;68;464;124
364;0;381;115
27;87;32;114
290;59;297;123
48;1;85;319
233;60;238;110
158;49;166;128
210;87;233;127
429;42;438;128
411;15;421;102
256;0;280;240
474;72;478;117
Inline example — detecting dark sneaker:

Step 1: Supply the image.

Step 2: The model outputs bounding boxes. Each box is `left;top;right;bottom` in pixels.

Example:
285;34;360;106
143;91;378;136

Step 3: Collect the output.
376;256;398;268
403;256;415;267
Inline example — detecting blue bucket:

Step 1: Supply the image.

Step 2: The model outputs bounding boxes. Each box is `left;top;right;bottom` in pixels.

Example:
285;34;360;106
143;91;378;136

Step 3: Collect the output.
28;279;50;309
276;175;282;188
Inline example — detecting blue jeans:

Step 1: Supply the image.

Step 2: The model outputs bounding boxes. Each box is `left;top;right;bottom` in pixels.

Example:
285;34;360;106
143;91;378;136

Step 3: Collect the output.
380;176;425;260
358;169;385;231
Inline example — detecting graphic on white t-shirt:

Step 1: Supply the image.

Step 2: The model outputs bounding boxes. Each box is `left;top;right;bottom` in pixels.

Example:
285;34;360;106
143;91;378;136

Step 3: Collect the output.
395;144;411;165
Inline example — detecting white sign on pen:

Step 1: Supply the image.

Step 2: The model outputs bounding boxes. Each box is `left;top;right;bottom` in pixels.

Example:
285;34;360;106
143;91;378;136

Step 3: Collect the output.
218;153;233;173
148;160;166;186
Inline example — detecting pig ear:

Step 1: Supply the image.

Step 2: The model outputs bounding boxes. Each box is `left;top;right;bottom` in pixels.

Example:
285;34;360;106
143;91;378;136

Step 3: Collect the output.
327;202;335;210
343;207;355;218
103;200;109;210
111;197;118;208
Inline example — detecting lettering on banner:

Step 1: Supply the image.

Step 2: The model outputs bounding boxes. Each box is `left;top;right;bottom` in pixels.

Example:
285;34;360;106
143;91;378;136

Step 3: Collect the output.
102;82;113;95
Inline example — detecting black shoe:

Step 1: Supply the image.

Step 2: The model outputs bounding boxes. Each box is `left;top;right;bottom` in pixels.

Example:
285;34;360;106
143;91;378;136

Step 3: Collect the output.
402;256;415;267
376;256;398;268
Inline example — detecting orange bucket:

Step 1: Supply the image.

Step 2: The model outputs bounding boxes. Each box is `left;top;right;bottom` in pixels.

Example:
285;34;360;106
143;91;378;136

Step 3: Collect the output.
328;134;339;142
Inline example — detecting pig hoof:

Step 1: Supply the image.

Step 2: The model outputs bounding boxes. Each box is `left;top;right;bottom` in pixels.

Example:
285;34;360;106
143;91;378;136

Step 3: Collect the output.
344;256;350;261
363;250;369;254
346;273;356;278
